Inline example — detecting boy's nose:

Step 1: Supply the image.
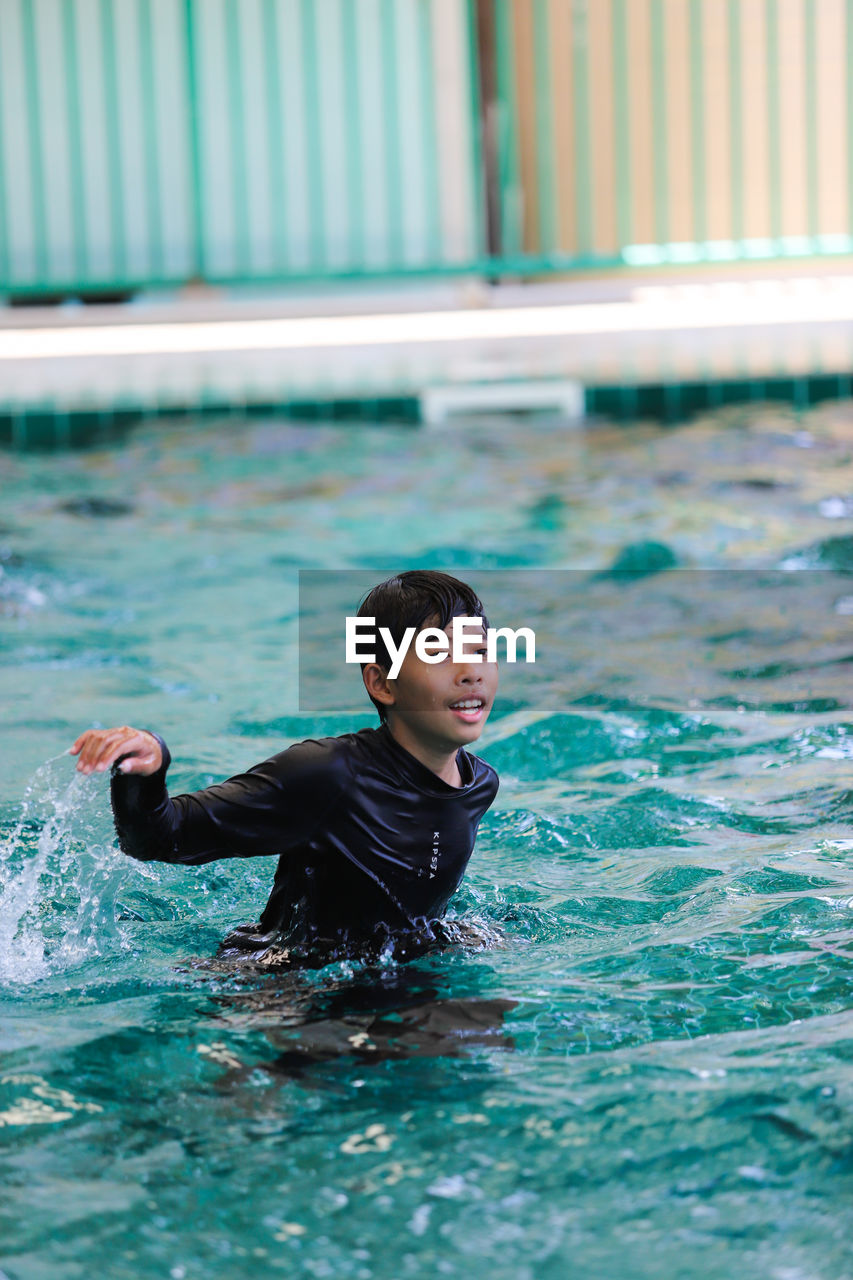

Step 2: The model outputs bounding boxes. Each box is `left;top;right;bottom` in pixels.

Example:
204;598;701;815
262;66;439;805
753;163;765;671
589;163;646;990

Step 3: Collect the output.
455;665;482;682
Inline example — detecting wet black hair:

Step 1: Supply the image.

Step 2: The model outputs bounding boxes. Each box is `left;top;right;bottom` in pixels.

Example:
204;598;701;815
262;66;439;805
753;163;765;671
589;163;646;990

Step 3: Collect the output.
357;570;489;723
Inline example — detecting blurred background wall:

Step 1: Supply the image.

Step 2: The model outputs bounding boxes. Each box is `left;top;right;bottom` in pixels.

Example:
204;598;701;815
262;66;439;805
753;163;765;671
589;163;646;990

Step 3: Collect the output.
0;0;480;294
497;0;852;265
2;0;851;300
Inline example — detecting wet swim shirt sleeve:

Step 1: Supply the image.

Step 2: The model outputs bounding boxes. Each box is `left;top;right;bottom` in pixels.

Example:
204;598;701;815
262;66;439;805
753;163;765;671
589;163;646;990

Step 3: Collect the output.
110;733;349;866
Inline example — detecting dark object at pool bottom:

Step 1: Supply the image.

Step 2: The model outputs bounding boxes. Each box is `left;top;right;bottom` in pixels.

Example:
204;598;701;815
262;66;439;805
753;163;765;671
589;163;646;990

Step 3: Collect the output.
204;958;518;1076
58;497;135;518
263;996;518;1072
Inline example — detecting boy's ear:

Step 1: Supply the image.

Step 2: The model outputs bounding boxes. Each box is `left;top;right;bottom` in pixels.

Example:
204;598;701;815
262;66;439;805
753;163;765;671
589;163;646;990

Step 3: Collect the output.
362;663;395;710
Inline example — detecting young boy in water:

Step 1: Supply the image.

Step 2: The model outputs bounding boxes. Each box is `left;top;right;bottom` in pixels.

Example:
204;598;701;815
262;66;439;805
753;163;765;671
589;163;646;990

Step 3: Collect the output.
70;571;500;965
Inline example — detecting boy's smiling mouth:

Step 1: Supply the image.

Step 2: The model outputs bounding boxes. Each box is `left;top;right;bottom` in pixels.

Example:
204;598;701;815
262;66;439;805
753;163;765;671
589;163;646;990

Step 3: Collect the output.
448;698;486;723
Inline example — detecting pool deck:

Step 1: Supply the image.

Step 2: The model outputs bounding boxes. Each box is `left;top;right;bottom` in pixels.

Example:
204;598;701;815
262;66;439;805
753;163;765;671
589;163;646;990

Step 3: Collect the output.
2;259;853;419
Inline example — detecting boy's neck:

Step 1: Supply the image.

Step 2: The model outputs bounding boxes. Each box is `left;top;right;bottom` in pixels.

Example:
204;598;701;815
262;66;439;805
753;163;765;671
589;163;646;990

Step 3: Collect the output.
385;720;463;787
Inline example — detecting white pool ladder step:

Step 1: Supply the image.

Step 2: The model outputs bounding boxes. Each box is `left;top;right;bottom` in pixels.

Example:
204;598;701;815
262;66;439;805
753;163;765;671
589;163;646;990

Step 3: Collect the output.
420;379;585;425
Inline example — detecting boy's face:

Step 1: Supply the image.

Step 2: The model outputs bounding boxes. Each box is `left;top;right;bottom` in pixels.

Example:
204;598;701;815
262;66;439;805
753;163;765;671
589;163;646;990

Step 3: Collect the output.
381;615;499;753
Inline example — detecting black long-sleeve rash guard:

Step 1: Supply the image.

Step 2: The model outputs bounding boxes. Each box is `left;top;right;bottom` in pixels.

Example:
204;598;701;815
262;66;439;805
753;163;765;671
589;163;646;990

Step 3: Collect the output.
110;724;499;957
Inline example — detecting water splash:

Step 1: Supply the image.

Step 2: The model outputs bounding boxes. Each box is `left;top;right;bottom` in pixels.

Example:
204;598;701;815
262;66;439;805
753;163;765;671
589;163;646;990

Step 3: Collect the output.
0;755;125;986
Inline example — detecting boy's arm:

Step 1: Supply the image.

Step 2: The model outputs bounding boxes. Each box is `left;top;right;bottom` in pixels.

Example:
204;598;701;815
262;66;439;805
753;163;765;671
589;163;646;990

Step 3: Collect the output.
111;733;346;866
72;725;344;866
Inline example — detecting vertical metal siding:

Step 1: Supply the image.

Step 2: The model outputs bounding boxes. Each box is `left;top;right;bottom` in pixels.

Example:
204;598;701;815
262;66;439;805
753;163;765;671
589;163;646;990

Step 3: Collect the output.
433;0;479;264
496;0;853;267
3;0;852;290
816;0;846;247
0;0;480;290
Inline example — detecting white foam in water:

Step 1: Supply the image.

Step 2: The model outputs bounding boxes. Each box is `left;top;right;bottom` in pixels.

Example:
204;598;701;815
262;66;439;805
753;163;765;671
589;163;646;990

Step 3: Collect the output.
0;755;124;985
0;562;47;610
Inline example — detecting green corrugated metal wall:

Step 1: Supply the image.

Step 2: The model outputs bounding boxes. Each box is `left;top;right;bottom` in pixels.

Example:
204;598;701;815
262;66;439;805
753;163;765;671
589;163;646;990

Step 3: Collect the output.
2;0;853;296
0;0;482;293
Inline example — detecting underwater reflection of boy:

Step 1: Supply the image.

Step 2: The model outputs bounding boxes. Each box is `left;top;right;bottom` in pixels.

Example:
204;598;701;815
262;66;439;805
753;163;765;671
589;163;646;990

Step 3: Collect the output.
69;571;500;965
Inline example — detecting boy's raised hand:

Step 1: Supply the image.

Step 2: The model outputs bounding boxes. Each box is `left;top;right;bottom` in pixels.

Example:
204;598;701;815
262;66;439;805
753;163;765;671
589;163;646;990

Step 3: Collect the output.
70;726;163;777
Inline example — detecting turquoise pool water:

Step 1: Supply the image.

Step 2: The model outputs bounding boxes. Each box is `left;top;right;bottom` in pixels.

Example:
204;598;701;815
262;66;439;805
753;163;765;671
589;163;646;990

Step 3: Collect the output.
1;403;853;1279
